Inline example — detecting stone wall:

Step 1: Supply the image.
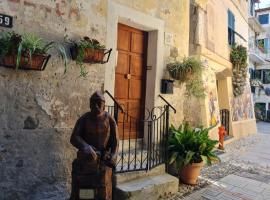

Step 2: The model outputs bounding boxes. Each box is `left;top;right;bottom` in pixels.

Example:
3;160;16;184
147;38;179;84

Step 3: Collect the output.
0;0;190;199
0;0;107;199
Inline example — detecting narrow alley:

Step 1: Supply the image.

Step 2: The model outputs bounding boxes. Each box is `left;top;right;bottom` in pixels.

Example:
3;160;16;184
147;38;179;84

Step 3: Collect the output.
171;122;270;200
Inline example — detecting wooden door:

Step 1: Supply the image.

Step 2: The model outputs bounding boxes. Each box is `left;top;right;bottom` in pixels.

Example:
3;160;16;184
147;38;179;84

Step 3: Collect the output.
115;24;148;139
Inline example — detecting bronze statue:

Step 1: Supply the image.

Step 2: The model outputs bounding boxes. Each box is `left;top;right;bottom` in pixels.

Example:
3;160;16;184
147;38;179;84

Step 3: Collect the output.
70;91;119;200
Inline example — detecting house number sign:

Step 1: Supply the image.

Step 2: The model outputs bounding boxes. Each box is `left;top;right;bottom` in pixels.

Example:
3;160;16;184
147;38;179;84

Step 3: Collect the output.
0;14;13;28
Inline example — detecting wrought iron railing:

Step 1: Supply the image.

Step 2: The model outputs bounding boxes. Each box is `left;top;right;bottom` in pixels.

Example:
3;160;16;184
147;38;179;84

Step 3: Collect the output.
104;90;176;173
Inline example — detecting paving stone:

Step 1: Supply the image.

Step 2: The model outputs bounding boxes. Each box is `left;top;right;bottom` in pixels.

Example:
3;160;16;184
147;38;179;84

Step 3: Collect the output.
243;183;265;193
214;193;243;200
219;175;249;188
201;187;223;197
230;187;259;199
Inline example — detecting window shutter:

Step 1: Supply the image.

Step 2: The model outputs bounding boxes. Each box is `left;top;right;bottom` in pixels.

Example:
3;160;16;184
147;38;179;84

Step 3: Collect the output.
228;10;235;45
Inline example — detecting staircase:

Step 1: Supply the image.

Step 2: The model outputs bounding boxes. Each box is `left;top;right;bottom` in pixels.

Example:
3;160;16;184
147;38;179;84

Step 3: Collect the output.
105;91;179;199
114;165;179;200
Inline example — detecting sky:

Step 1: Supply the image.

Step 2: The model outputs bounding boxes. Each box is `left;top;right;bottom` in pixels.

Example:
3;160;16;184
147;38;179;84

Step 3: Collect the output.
257;0;270;8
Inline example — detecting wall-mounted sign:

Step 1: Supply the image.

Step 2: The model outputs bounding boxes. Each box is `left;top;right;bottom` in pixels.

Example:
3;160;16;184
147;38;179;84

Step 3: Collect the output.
164;32;174;46
0;14;13;28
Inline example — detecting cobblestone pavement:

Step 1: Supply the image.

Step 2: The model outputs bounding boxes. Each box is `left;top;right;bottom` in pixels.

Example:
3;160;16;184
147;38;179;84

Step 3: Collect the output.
257;121;270;134
169;122;270;200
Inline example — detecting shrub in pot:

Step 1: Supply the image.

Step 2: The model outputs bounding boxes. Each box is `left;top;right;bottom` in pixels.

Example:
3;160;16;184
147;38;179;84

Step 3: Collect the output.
168;123;220;185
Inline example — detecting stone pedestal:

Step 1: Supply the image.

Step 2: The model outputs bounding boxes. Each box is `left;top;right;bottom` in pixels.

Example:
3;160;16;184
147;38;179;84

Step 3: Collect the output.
70;157;112;200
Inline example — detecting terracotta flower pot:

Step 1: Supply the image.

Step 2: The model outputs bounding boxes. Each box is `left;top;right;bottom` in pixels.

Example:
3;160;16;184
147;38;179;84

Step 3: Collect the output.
179;161;204;185
70;46;105;63
1;52;50;70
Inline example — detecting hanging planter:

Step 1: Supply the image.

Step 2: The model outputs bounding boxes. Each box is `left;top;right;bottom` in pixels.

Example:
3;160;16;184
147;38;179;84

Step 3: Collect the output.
166;57;205;98
70;46;111;64
167;57;202;83
1;52;51;71
67;37;112;77
0;31;67;71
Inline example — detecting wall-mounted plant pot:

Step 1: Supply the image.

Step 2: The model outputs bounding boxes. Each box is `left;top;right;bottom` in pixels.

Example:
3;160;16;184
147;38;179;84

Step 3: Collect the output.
70;46;112;64
251;86;255;93
0;53;51;71
161;79;174;94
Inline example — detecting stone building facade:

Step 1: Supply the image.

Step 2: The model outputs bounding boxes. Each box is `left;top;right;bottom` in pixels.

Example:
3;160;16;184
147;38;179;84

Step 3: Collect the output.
0;0;190;199
0;0;257;199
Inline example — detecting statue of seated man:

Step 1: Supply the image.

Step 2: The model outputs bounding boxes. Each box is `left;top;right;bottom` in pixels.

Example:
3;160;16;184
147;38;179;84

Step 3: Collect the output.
70;91;119;200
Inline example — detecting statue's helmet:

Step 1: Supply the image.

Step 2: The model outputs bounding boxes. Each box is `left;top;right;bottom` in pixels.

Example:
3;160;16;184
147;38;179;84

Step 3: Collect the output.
90;91;105;104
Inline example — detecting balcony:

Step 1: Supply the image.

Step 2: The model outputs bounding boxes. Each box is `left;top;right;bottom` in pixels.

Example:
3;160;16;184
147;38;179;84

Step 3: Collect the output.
249;41;266;65
248;16;265;34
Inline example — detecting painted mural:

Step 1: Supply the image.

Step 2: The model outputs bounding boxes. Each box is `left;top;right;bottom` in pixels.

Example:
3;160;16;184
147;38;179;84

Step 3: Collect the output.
230;85;254;121
203;68;220;126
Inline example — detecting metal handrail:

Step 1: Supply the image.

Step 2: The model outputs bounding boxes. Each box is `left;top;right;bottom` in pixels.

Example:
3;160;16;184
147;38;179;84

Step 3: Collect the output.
158;94;176;114
104;90;124;113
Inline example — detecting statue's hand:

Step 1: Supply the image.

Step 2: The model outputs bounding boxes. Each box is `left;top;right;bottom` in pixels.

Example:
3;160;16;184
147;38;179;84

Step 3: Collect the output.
82;145;97;161
109;153;118;166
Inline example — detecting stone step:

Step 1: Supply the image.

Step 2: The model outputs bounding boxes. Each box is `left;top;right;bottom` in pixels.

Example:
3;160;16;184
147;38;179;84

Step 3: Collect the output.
115;164;165;184
114;173;179;200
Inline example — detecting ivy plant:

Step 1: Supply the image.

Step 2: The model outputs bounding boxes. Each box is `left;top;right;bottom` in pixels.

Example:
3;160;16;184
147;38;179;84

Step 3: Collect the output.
230;45;248;97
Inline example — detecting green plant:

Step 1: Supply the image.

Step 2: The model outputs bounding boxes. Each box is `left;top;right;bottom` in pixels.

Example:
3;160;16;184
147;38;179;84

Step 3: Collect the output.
167;57;202;82
168;123;219;170
68;36;106;77
230;45;248;96
0;31;68;71
167;57;205;98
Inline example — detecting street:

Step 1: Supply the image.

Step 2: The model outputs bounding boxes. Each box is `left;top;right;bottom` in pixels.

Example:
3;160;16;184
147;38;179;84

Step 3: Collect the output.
170;122;270;200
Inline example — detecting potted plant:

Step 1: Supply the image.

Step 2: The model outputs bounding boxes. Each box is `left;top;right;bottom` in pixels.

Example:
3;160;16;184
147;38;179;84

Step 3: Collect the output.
167;57;205;98
68;36;112;77
167;57;202;82
168;123;220;185
0;31;67;71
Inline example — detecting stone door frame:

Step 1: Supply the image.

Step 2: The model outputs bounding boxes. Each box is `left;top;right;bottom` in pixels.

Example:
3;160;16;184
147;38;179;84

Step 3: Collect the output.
104;1;165;111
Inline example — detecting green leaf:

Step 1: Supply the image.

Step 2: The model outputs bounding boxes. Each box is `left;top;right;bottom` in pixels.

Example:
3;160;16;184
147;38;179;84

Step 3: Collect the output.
16;42;22;70
169;152;178;164
184;151;195;166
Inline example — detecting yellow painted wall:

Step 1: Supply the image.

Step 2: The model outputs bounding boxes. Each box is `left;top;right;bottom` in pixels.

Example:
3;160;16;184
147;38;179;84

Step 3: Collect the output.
190;0;257;139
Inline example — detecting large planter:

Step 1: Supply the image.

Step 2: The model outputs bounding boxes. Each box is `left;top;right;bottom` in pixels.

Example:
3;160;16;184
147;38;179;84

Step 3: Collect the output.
0;52;51;70
70;46;112;64
179;161;204;185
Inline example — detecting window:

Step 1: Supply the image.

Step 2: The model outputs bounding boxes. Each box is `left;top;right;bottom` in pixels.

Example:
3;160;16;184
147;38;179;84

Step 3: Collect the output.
249;68;256;79
258;14;269;25
262;70;270;84
255;70;262;80
257;38;269;53
228;10;235;45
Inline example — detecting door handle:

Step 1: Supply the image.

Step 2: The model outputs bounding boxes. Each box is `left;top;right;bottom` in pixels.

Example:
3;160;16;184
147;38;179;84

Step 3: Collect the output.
125;74;131;79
